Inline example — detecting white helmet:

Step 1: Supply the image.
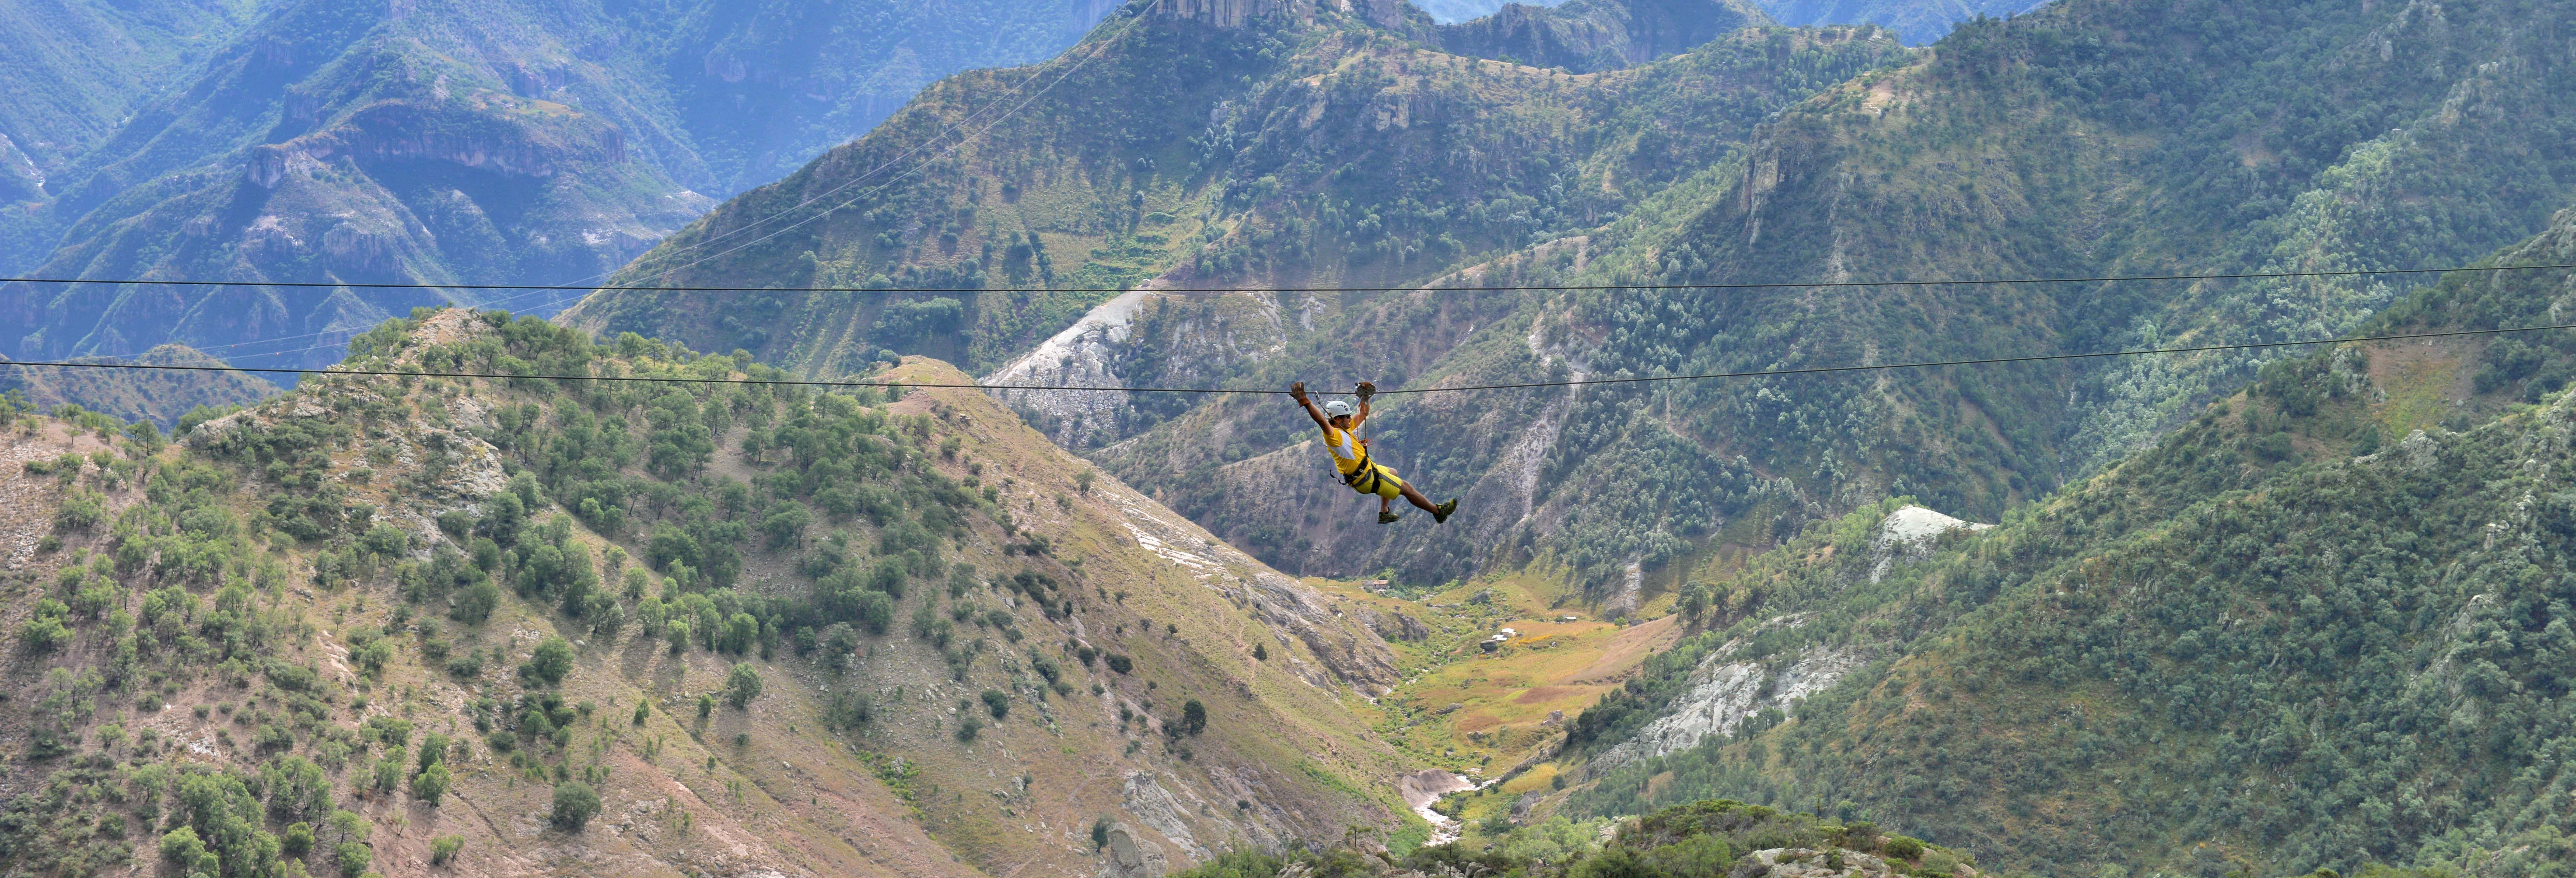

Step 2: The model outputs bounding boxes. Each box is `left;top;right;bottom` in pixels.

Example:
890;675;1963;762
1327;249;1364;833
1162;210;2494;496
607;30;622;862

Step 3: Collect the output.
1323;399;1354;417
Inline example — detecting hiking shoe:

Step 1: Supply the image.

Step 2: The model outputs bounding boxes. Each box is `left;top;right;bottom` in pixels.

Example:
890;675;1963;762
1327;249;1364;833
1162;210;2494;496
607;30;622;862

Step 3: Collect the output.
1433;499;1458;524
1378;511;1402;524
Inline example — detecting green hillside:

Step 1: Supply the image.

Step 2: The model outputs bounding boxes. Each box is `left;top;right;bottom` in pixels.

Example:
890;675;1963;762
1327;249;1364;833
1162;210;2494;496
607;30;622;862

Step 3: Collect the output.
567;0;2576;609
565;0;1892;374
0;344;278;428
1535;213;2576;877
0;308;1417;878
1076;0;2576;598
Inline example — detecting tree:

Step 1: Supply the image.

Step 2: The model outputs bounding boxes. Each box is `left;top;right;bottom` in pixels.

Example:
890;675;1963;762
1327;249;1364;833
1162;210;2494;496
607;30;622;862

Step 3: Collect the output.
412;763;451;806
430;835;464;864
520;636;574;686
1252;642;1268;661
1677;581;1711;629
551;781;601;830
336;841;372;876
160;827;213;873
281;822;314;857
1183;699;1208;735
328;810;370;847
724;663;765;708
451;580;499;625
982;689;1010;719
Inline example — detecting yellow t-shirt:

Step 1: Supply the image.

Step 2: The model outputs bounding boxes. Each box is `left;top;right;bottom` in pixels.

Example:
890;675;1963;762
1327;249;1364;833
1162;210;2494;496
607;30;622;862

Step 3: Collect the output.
1319;423;1366;475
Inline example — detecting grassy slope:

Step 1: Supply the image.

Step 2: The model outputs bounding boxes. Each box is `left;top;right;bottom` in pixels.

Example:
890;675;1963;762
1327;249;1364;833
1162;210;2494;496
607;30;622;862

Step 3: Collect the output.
0;309;1418;877
1546;211;2576;877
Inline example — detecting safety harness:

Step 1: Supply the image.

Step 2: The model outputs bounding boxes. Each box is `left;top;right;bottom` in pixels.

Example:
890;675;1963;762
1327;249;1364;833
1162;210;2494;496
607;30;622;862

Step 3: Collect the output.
1331;381;1381;493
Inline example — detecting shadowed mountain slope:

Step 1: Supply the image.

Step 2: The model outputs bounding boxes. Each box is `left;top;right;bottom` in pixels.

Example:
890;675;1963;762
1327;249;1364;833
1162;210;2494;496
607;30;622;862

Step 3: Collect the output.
0;0;1121;375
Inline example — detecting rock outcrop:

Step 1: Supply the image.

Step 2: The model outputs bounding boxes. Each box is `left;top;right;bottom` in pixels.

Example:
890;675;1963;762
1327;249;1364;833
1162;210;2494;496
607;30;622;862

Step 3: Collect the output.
1591;640;1865;771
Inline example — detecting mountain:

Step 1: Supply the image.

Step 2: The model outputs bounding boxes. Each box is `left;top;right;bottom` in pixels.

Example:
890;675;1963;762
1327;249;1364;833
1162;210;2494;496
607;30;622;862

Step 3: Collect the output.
0;308;1419;877
0;0;1120;375
1424;0;2042;43
574;0;2576;604
0;343;278;428
1529;213;2576;877
0;0;264;270
0;0;260;210
564;0;1851;375
1760;0;2052;44
982;0;2576;600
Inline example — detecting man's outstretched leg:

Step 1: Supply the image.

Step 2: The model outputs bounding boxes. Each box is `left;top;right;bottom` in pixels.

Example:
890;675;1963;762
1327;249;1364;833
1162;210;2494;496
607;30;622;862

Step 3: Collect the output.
1398;483;1458;524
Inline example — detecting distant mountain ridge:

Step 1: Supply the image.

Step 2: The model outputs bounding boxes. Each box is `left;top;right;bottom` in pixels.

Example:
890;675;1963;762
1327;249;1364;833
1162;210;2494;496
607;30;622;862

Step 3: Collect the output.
0;0;1121;375
1410;0;2043;43
0;343;277;428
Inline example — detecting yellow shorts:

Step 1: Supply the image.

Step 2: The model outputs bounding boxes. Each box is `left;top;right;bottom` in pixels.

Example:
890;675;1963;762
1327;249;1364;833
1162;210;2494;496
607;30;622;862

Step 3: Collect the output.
1349;464;1406;501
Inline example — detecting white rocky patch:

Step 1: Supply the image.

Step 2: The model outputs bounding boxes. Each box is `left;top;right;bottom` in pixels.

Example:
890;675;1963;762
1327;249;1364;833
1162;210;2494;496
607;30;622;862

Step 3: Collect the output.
1591;645;1865;771
1869;505;1990;583
1121;771;1210;860
980;289;1161;445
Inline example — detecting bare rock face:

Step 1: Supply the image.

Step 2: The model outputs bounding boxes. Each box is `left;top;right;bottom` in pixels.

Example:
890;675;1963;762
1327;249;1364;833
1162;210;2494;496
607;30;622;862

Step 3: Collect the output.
1360;607;1431;641
1122;772;1212;861
1731;848;1924;878
1098;822;1171;878
1868;505;1990;583
1106;481;1401;691
1395;768;1474;811
1591;640;1865;771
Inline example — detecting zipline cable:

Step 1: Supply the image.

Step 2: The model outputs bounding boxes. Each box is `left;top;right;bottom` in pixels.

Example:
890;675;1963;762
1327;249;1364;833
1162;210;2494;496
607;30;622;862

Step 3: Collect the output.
8;320;2575;396
8;260;2576;298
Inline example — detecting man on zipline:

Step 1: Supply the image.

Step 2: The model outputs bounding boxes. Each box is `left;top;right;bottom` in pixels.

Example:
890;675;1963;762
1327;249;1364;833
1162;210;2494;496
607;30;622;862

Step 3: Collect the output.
1291;380;1458;525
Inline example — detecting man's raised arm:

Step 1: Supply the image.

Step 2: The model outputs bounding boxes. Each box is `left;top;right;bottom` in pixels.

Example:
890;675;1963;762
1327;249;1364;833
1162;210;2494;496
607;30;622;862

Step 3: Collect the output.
1289;381;1329;429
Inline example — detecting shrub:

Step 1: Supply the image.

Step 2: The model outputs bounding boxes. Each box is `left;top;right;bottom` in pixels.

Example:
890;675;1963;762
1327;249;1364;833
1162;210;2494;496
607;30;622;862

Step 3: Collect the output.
1106;654;1133;674
520;636;573;686
337;840;373;875
412;763;451;805
282;822;314;856
1881;836;1925;862
955;715;983;741
551;781;601;830
430;834;464;864
451;581;499;624
982;689;1010;719
724;663;764;708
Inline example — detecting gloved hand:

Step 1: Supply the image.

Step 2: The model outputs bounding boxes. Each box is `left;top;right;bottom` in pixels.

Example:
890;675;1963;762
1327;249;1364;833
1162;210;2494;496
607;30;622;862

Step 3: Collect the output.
1353;381;1376;404
1290;381;1309;402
